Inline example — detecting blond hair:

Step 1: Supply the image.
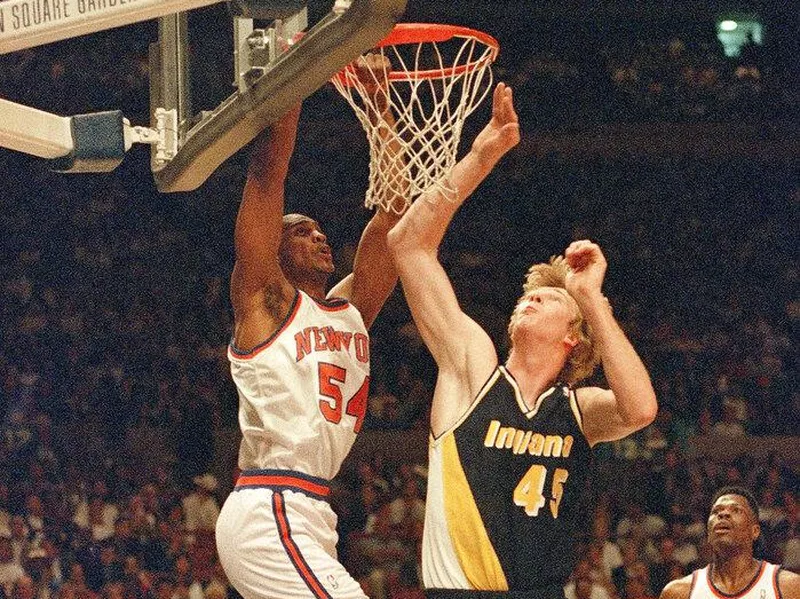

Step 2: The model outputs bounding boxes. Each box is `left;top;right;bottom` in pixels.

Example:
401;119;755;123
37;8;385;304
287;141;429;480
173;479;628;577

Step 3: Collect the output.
510;256;601;385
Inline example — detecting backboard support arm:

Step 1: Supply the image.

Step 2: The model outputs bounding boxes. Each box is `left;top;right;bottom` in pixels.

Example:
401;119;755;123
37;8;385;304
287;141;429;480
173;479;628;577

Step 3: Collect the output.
152;0;407;193
0;0;408;191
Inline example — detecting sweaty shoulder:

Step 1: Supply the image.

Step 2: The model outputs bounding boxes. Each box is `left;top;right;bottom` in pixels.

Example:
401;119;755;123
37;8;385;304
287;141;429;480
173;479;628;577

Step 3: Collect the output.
778;568;800;597
659;574;693;599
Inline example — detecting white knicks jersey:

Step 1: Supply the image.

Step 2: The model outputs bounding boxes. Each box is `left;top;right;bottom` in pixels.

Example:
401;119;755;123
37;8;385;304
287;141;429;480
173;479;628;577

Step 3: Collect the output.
689;562;782;599
229;289;370;481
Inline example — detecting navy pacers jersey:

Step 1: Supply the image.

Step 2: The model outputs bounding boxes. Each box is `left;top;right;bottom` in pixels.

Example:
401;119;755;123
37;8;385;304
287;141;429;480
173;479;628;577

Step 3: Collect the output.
422;365;594;593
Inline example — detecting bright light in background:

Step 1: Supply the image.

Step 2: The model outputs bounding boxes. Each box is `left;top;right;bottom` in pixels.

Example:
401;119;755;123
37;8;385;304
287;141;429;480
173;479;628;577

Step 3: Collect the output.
716;17;763;57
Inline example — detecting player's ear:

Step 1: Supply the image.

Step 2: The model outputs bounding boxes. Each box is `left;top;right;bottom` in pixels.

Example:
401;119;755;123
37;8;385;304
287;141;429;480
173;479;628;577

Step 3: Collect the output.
750;521;761;544
564;332;579;349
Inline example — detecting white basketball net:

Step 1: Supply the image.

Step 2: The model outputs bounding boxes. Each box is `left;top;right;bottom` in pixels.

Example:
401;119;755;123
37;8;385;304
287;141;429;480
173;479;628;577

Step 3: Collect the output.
332;26;497;213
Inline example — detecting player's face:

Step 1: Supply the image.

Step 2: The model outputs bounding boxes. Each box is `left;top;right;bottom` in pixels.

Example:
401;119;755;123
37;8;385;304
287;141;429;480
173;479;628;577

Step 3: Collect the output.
279;221;335;277
707;494;760;552
509;287;580;347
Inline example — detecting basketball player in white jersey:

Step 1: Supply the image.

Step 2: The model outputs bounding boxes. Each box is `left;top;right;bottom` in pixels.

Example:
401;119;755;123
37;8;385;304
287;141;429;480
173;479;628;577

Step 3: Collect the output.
659;486;799;599
216;56;405;599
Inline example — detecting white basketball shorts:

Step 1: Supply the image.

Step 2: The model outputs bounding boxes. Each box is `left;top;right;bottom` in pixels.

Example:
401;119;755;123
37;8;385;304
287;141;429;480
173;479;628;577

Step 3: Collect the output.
216;470;367;599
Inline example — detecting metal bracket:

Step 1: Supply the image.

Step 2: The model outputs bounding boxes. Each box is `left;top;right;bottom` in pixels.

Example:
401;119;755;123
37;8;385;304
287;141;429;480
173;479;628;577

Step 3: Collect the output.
154;0;408;192
235;7;308;92
333;0;353;14
123;120;161;151
154;108;179;165
228;0;308;19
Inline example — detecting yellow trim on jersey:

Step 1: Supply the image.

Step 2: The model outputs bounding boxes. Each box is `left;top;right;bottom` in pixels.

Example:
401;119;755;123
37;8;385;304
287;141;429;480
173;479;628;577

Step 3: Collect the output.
442;434;508;590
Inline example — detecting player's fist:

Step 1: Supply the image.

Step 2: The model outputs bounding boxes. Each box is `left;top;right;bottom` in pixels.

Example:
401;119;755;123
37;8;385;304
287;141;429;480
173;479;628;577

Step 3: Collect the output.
354;53;391;95
564;239;607;300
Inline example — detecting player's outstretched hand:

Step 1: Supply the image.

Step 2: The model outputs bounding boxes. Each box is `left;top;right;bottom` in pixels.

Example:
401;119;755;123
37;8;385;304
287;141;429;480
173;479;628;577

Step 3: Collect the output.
564;239;607;301
471;82;520;165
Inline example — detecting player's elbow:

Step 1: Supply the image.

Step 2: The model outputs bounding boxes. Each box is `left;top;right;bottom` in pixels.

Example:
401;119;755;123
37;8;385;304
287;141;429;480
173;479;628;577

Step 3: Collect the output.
387;228;425;282
387;219;441;276
372;207;403;236
629;389;658;430
387;225;409;260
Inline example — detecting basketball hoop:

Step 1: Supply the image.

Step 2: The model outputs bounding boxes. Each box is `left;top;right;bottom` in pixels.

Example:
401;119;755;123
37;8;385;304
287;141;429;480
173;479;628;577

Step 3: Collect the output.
332;23;499;213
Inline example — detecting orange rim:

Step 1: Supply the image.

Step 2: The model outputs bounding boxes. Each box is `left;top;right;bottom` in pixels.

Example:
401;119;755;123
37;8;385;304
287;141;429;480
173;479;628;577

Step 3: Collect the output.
334;22;499;85
377;23;499;51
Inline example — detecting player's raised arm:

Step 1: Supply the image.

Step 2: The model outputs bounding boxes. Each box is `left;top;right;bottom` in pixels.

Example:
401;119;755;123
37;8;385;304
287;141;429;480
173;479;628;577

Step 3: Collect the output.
564;240;658;445
230;108;300;347
387;83;520;375
329;54;407;329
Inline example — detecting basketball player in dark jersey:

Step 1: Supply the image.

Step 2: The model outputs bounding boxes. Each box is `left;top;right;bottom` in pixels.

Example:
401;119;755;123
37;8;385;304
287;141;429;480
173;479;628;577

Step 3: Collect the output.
387;83;658;598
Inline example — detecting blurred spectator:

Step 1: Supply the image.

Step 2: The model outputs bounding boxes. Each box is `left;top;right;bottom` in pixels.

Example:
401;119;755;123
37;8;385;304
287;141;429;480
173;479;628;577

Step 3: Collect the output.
61;563;98;599
616;502;667;542
0;9;797;596
171;554;199;599
613;540;648;597
584;541;620;598
11;574;38;599
367;381;402;430
382;477;425;546
625;576;656;599
710;399;747;438
0;536;27;598
73;483;118;544
0;484;12;538
388;560;424;599
85;499;116;543
201;562;231;599
180;477;219;535
9;517;31;567
669;521;700;569
203;580;227;599
100;582;129;599
25;538;62;599
97;543;124;589
564;560;614;599
389;363;429;429
590;505;624;582
21;496;48;552
152;575;175;599
649;536;681;594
